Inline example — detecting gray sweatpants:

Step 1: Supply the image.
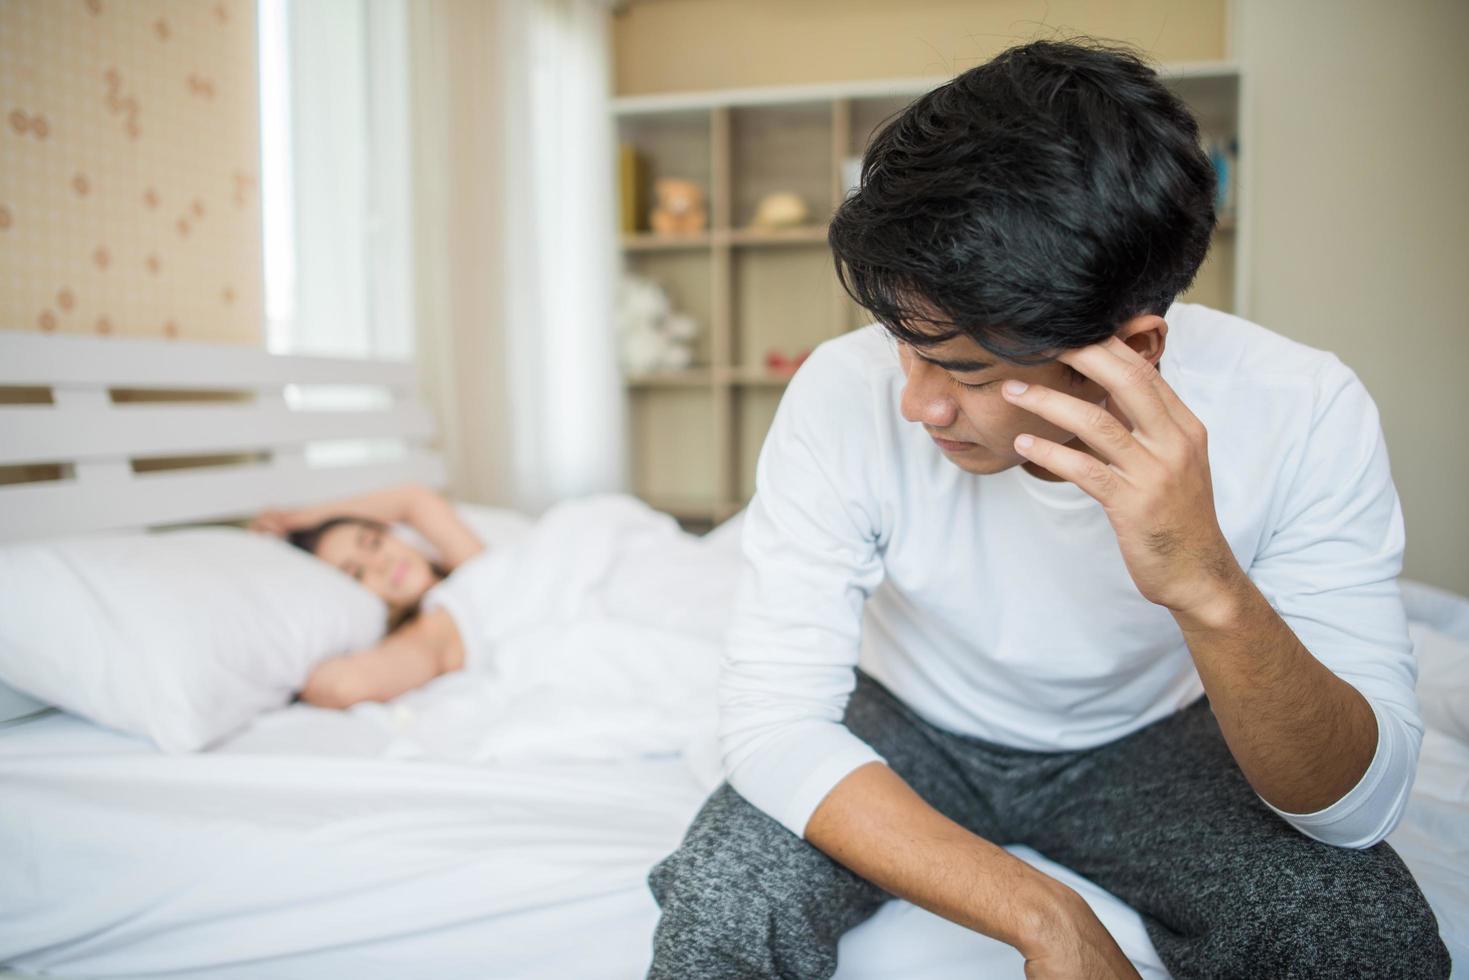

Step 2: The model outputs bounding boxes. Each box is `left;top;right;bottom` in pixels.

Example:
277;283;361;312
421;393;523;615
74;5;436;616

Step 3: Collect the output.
647;670;1450;979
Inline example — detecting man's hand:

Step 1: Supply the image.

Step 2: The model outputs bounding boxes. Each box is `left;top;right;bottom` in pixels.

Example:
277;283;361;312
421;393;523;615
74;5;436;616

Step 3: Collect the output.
806;762;1142;977
1020;883;1143;980
1000;335;1246;624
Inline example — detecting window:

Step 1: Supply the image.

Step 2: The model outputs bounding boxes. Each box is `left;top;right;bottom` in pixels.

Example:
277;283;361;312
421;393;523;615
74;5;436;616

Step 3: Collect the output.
257;0;414;360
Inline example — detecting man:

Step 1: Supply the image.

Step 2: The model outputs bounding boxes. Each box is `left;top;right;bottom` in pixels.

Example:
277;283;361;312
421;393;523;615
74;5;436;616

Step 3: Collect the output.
645;39;1450;979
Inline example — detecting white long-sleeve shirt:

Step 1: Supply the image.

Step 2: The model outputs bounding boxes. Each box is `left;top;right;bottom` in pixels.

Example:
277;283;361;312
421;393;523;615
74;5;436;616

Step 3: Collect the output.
720;302;1423;850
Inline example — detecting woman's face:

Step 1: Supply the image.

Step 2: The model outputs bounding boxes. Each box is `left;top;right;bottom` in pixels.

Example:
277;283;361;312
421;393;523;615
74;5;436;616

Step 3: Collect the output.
314;522;437;611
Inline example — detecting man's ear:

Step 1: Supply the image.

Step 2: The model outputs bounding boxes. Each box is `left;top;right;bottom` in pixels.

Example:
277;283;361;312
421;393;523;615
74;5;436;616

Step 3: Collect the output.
1115;313;1168;367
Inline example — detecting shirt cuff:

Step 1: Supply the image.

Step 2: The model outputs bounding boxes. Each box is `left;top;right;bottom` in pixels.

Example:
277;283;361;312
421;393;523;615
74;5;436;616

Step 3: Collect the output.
725;720;885;838
1262;696;1415;848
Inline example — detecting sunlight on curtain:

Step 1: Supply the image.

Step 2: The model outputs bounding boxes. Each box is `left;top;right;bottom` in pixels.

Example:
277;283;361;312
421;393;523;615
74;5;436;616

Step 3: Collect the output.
258;0;296;352
501;0;627;509
263;0;625;504
258;0;417;467
257;0;414;361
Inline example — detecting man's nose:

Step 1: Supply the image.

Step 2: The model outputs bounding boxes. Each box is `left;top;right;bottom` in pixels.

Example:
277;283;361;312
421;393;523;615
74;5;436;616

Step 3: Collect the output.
900;359;958;428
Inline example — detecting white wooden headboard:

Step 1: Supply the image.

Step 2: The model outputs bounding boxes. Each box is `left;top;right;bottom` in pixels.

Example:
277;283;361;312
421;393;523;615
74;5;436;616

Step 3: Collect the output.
0;332;446;542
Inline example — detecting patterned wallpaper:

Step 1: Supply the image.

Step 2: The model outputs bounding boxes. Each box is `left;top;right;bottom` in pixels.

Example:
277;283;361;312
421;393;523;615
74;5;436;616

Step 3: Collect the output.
0;0;262;344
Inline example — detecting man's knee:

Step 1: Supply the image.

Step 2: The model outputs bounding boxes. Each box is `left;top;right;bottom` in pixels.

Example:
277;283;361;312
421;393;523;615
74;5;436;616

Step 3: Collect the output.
651;784;796;900
1223;842;1450;979
650;783;877;909
647;783;888;979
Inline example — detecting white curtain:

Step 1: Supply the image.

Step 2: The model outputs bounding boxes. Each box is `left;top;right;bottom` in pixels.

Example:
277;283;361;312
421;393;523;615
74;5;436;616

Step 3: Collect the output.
265;0;626;509
409;0;626;513
498;0;627;510
261;0;415;360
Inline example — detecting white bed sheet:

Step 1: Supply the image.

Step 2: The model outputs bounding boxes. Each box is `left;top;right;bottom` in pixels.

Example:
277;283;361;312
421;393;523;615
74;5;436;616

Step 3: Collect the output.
0;707;703;979
5;678;1464;979
0;682;1169;980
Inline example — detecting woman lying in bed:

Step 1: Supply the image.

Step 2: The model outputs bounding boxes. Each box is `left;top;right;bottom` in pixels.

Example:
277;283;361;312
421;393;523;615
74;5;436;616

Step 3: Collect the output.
250;483;480;709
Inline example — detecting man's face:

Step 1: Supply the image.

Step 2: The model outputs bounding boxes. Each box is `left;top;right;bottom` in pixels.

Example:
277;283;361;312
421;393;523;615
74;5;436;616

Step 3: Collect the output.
896;330;1106;477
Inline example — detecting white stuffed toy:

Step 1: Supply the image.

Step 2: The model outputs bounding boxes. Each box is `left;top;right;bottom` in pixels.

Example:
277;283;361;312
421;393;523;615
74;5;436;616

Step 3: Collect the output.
617;274;698;375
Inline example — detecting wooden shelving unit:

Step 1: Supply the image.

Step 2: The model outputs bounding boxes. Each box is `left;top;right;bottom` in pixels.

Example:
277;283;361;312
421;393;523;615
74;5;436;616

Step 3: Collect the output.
616;65;1243;528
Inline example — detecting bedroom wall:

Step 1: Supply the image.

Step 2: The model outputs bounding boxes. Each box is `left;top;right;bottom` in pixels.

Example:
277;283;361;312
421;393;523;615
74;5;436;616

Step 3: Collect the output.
611;0;1228;95
1235;0;1469;595
0;0;263;344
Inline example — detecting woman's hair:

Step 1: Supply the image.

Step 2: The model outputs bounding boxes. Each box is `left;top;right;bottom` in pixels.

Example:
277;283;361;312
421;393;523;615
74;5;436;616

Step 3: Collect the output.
828;38;1217;364
286;515;447;629
285;515;383;557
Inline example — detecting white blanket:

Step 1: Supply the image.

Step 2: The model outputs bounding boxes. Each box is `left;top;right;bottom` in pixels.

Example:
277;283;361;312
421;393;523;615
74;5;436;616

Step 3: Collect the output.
0;716;707;979
398;495;739;767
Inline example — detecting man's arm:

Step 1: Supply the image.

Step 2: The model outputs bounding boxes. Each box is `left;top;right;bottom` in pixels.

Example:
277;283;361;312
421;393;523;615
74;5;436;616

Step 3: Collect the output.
1173;572;1377;814
1003;333;1420;845
805;762;1141;979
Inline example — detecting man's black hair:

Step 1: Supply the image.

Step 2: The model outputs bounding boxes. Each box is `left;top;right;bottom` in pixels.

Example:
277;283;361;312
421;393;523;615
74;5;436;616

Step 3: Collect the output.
828;38;1217;364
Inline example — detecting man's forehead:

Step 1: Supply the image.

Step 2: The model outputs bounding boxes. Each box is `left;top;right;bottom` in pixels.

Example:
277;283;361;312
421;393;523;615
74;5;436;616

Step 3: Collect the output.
894;297;990;357
904;328;999;372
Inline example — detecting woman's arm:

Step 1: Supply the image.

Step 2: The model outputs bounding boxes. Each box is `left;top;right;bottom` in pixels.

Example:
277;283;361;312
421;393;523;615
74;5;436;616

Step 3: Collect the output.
252;482;424;533
253;482;485;570
297;607;466;709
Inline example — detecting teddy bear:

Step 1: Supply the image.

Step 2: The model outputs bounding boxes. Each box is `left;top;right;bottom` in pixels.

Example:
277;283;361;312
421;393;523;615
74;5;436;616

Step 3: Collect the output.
616;274;699;375
649;177;708;235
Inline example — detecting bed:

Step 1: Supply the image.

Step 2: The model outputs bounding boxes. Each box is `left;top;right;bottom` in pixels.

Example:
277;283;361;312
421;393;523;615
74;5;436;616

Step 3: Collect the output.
1;333;1464;978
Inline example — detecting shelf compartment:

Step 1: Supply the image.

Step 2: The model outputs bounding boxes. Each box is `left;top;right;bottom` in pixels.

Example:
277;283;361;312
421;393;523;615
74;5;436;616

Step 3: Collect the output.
713;500;747;522
1163;73;1238;134
625;369;713;388
731;101;834;231
848;95;915;164
622;231;713;252
721;225;829;247
641;494;719;523
629;386;717;510
731;246;837;370
617;109;712;235
722;367;794;386
624;249;714;367
734;387;785;502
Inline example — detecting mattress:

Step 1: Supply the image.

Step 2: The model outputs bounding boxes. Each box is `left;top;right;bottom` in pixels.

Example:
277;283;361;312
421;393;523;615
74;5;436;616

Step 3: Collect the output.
2;563;1465;978
4;678;1464;979
0;674;1171;980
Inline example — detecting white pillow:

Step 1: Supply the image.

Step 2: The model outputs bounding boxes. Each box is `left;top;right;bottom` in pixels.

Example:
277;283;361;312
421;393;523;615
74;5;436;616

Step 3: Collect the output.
1400;578;1469;745
0;678;49;727
1410;622;1469;745
1401;578;1469;640
0;528;387;751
